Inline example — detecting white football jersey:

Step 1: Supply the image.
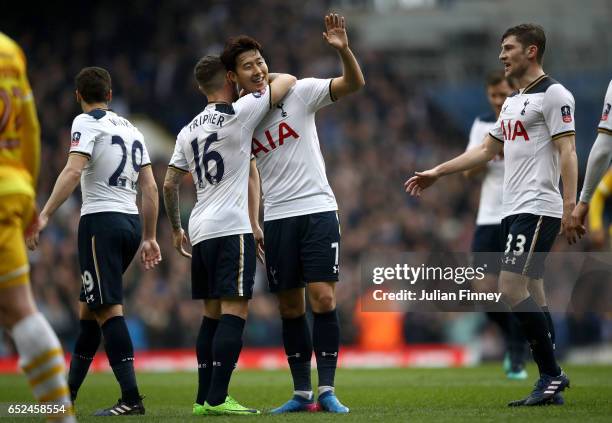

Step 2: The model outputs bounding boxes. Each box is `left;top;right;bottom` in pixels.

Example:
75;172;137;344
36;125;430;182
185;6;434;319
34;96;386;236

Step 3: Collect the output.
69;109;151;216
465;112;504;225
169;87;271;245
598;79;612;135
489;75;576;219
251;78;338;221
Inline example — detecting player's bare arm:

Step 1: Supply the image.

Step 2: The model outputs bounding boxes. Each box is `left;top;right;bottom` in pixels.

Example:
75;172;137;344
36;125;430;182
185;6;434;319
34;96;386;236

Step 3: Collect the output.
324;13;365;101
248;159;264;263
553;134;583;244
405;135;502;197
573;132;612;225
138;165;162;269
463;164;487;179
26;153;89;250
462;135;490;179
163;166;191;258
269;73;297;106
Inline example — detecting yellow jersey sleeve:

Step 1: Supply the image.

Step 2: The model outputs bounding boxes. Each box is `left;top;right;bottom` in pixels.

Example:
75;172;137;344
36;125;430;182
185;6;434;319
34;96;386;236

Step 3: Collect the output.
588;169;612;231
0;32;40;198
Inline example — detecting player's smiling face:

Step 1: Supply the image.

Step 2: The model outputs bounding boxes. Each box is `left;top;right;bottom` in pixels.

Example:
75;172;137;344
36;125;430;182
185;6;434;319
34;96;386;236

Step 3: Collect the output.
499;35;530;80
232;50;268;93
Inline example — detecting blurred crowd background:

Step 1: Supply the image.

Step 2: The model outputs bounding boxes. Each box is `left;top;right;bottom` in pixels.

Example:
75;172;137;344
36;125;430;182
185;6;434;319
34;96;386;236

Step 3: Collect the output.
1;0;611;361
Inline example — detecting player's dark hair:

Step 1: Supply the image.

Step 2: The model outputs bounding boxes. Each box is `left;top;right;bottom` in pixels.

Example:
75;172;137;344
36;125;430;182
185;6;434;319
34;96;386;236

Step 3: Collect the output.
75;67;112;103
220;35;263;72
485;70;513;89
194;55;226;94
501;23;546;63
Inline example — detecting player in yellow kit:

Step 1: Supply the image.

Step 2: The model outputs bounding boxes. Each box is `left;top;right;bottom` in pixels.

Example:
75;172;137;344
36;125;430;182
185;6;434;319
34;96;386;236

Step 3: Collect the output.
0;32;75;422
587;169;612;249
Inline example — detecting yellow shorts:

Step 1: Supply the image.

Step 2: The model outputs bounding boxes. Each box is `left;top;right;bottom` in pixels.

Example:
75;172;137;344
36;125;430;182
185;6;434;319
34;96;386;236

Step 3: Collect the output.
0;193;34;289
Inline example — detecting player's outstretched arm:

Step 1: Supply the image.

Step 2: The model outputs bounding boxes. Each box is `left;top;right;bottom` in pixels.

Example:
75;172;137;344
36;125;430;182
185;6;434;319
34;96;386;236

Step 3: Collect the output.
405;135;502;197
163;166;191;258
554;134;583;244
269;73;297;106
324;13;365;101
138;166;162;269
26;154;88;250
248;159;264;263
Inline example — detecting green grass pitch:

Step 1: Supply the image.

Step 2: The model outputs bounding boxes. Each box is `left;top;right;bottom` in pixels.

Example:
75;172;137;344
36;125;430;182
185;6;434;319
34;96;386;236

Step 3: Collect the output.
1;364;611;422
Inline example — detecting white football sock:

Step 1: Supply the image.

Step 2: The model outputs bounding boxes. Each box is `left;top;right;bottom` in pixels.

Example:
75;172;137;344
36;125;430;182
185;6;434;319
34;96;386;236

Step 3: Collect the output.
294;390;313;400
12;313;76;422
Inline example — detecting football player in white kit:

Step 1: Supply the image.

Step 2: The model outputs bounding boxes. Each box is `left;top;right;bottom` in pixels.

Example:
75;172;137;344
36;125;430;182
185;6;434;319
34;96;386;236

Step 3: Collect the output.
220;14;364;413
406;24;579;406
464;70;529;380
162;55;296;415
571;80;612;226
27;67;162;416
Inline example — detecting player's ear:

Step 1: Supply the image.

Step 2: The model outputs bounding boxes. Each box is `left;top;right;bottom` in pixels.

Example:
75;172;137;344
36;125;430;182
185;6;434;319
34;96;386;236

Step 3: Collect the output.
107;89;113;103
75;90;81;103
227;70;238;84
526;45;537;60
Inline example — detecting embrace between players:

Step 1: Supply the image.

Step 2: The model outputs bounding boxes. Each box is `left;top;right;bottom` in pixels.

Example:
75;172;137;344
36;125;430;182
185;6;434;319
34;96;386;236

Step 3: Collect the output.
20;15;611;419
27;13;364;416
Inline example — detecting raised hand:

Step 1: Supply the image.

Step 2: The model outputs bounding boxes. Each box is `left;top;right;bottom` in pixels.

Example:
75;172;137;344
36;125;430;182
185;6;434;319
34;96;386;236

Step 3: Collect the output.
323;13;348;50
404;169;440;197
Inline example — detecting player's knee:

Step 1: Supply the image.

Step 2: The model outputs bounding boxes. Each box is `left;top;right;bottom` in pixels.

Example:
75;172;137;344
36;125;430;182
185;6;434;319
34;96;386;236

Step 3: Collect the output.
500;289;520;307
499;279;529;307
92;304;123;326
277;289;306;318
278;301;305;319
79;302;96;320
278;295;305;318
527;278;546;306
0;285;37;329
471;275;498;294
307;282;336;313
220;299;249;320
309;292;336;313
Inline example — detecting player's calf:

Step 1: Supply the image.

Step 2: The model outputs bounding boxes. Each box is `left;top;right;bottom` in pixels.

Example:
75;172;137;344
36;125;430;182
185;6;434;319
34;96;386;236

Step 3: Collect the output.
98;314;142;408
68;319;101;402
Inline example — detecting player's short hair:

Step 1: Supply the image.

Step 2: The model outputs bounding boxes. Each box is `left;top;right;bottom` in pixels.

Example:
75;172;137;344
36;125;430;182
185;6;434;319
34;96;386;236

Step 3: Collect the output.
194;55;226;94
501;23;546;63
75;67;112;103
220;35;263;72
485;70;513;89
